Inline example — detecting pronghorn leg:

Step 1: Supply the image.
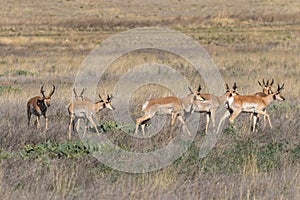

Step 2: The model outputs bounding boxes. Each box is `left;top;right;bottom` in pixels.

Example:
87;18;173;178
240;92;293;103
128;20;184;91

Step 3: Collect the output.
72;117;76;131
76;118;81;131
229;109;242;128
256;113;260;127
68;114;74;140
27;109;31;127
217;110;231;133
262;108;266;129
44;114;48;131
170;112;179;134
205;112;210;134
141;124;146;135
134;123;139;135
177;115;191;135
255;110;272;129
87;116;100;136
210;109;216;131
36;116;40;129
171;112;177;126
249;112;253;124
263;114;267;129
252;113;258;132
135;115;151;135
83;119;87;138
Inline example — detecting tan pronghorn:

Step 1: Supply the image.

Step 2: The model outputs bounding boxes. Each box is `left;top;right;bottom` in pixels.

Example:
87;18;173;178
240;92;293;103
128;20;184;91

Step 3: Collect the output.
226;83;285;132
72;88;93;130
255;79;274;97
250;79;274;128
27;85;55;130
67;94;114;139
135;85;204;135
192;83;239;133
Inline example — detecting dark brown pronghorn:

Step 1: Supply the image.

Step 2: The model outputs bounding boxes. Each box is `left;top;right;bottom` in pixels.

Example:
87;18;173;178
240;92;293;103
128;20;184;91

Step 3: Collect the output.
192;83;239;133
135;85;204;135
27;85;56;130
226;83;285;132
67;94;114;140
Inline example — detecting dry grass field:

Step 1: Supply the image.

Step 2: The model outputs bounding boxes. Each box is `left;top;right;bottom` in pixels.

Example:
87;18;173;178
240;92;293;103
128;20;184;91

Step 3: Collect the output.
0;0;300;199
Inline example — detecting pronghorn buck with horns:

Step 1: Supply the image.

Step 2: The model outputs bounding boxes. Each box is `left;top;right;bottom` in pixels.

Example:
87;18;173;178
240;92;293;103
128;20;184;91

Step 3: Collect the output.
72;88;93;130
27;85;56;130
255;79;274;97
135;85;204;136
250;79;274;128
192;83;239;133
226;83;285;132
67;94;114;140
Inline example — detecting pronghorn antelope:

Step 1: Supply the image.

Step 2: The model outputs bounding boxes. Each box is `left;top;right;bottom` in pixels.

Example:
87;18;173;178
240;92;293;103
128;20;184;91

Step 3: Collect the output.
135;85;204;136
255;79;274;97
250;79;274;128
72;88;93;130
67;94;114;140
27;85;56;130
192;83;239;133
226;83;285;132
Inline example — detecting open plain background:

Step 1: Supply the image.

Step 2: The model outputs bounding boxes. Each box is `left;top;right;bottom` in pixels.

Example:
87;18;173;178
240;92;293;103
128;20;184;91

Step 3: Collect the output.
0;0;299;199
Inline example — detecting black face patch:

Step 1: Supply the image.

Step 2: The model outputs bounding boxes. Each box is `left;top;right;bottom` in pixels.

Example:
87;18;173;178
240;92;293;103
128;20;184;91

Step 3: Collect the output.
37;99;43;106
37;99;47;112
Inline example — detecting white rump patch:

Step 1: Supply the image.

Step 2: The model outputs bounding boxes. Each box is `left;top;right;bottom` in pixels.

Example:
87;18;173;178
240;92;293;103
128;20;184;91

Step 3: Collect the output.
142;101;149;111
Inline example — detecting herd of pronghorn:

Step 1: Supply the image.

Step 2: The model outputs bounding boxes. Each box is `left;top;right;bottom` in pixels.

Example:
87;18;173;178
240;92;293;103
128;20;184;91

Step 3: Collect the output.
26;79;285;139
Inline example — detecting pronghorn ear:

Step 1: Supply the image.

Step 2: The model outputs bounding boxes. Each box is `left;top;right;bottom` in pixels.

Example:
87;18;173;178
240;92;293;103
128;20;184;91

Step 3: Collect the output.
40;85;45;97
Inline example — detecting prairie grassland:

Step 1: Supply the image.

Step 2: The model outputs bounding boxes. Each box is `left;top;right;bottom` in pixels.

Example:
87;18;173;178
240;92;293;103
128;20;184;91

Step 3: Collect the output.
0;0;300;199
